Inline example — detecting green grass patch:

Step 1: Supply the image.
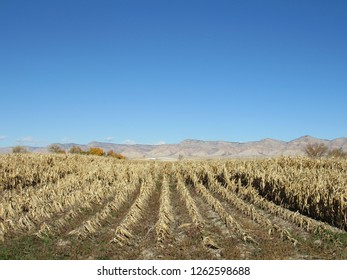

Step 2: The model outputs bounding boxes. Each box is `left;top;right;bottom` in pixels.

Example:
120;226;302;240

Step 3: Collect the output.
0;235;56;259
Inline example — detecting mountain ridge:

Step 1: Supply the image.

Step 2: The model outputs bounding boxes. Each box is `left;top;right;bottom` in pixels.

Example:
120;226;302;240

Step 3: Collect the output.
1;136;346;159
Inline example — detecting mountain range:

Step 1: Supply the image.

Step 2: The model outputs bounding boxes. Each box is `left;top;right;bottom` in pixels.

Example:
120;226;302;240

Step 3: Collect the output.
1;135;346;159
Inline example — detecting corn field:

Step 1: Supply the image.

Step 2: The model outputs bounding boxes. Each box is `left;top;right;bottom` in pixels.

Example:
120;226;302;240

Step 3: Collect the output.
0;154;346;259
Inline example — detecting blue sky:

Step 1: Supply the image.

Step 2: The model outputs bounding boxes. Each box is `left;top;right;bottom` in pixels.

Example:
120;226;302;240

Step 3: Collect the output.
1;0;346;147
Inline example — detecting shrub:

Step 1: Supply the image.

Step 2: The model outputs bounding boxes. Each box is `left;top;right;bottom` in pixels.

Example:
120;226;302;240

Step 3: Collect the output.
69;146;84;154
304;143;328;158
107;149;126;159
327;148;347;158
48;144;65;154
304;143;346;159
12;146;28;153
88;147;105;156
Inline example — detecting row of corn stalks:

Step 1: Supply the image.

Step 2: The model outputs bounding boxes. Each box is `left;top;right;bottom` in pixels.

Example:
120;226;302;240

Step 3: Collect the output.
176;173;205;229
222;157;347;230
189;173;258;244
66;162;148;239
0;154;109;191
0;155;131;241
110;171;157;246
176;158;346;232
203;169;298;245
175;173;221;250
155;174;174;243
223;169;342;235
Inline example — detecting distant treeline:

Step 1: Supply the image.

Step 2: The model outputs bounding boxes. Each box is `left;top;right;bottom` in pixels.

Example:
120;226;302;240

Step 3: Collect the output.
12;145;126;159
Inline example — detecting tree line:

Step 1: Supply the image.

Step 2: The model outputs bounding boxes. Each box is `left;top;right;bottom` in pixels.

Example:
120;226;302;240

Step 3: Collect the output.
12;144;126;159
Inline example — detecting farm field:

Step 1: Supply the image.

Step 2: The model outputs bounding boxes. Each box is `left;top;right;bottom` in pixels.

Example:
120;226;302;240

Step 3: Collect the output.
0;154;346;260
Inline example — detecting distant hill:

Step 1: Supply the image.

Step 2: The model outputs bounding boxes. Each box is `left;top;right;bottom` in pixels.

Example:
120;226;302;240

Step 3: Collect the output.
1;136;346;159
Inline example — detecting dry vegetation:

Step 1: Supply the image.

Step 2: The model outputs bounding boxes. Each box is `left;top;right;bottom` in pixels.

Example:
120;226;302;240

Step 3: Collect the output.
0;154;346;259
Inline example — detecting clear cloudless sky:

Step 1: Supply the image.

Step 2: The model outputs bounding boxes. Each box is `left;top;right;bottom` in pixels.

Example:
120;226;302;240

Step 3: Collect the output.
0;0;346;147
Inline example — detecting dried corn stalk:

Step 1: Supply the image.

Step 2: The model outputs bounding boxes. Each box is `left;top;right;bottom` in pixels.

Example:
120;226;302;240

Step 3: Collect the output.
110;179;155;246
155;175;174;243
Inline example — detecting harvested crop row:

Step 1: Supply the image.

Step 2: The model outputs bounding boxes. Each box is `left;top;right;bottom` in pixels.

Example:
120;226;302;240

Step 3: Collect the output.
189;173;257;244
110;177;156;246
223;157;347;230
68;180;139;239
176;174;205;229
204;170;298;245
1;161;132;240
155;175;174;243
223;168;343;235
175;174;221;250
